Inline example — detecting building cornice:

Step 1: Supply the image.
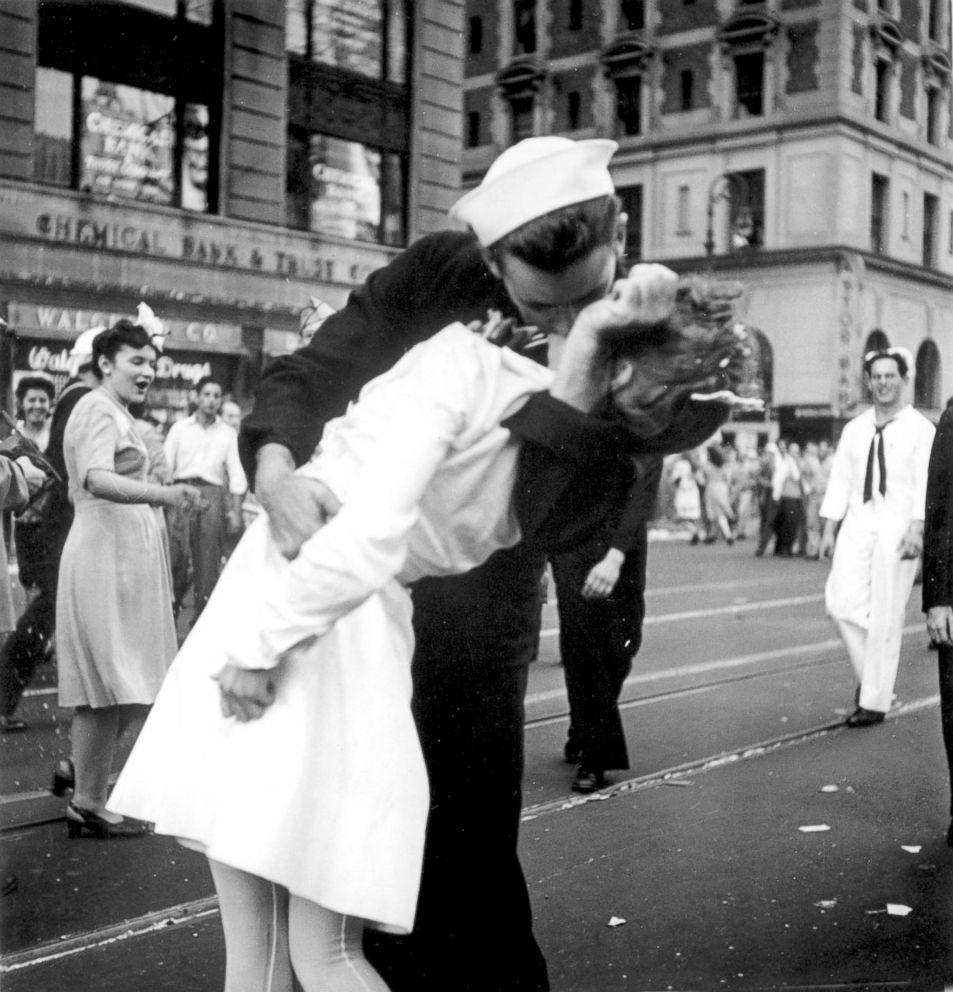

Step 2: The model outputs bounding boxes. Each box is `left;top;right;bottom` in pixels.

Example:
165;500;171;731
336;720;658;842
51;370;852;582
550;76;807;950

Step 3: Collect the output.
659;245;953;293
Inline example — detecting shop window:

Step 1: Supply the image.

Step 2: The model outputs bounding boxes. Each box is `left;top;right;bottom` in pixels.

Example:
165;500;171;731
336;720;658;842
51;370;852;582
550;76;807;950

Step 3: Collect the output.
870;172;889;253
615;75;642;136
915;340;941;409
621;0;644;30
618;183;642;261
923;192;939;268
34;3;218;212
286;132;404;247
514;0;536;55
680;70;694;111
734;52;764;117
727;169;764;250
286;0;411;84
469;16;483;55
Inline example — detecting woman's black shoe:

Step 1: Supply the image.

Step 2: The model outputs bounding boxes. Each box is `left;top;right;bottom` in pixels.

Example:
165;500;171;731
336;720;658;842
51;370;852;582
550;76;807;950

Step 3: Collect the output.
65;802;148;839
571;767;607;794
51;758;75;797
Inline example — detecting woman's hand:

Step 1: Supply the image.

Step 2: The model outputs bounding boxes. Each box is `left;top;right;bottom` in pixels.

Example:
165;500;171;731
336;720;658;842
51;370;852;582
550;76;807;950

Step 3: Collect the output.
163;483;205;511
214;663;277;721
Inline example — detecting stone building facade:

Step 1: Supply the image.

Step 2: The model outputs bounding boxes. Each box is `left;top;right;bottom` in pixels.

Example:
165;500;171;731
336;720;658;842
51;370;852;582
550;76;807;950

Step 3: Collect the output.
0;0;464;422
463;0;953;444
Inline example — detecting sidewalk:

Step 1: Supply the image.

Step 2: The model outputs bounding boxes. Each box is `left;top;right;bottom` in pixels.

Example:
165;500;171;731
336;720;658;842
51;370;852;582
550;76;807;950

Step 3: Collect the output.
4;701;952;991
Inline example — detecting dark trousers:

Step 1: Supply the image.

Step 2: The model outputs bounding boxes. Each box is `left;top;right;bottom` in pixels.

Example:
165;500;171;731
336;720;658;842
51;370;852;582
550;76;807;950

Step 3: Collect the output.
167;481;225;618
0;522;63;718
551;538;646;771
939;645;953;817
366;541;549;992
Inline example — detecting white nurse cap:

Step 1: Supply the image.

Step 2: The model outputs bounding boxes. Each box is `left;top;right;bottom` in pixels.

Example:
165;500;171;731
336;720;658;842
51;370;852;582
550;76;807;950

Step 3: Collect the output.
449;137;619;248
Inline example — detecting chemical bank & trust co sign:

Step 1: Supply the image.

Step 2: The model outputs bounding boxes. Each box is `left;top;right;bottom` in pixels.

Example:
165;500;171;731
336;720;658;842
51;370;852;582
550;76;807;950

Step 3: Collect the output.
0;185;381;288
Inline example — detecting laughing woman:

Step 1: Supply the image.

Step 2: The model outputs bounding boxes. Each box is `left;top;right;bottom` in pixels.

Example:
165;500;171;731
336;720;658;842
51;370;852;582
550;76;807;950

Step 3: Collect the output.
53;320;201;838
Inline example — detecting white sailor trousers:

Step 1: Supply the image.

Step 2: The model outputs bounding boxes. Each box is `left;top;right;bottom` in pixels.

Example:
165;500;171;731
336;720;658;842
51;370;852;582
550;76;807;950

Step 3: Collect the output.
824;512;918;713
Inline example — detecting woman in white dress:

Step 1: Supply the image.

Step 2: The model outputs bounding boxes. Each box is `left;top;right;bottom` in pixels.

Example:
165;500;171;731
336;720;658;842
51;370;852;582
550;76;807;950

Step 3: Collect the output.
108;269;754;992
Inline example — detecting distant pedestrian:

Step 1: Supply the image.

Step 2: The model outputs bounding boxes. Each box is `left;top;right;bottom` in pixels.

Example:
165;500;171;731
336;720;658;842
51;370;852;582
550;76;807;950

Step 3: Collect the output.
701;445;735;544
164;376;246;622
552;457;661;793
670;452;702;540
820;348;934;727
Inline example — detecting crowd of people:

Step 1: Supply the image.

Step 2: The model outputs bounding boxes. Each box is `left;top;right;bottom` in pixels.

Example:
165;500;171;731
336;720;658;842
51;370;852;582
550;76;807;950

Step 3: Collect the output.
1;135;951;992
662;437;835;556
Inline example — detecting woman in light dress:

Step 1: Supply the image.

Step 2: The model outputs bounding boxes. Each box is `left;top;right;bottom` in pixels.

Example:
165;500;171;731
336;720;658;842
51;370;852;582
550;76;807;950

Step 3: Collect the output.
54;320;200;839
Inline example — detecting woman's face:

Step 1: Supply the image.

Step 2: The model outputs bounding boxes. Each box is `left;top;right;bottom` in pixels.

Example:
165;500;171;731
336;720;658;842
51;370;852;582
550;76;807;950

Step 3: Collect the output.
20;388;51;428
100;344;157;405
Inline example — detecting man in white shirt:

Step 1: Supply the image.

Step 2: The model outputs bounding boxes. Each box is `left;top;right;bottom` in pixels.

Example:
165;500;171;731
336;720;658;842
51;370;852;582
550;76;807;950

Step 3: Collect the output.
165;376;247;621
819;348;935;726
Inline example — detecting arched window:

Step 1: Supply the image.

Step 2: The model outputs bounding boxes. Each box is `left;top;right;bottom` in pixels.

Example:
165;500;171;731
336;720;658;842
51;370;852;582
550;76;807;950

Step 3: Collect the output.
915;340;941;410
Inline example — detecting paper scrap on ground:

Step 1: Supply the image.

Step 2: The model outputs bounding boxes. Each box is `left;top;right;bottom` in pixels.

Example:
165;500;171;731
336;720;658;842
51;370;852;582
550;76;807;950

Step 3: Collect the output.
901;846;922;854
608;916;627;928
798;824;831;833
886;904;913;916
820;784;839;793
813;899;837;909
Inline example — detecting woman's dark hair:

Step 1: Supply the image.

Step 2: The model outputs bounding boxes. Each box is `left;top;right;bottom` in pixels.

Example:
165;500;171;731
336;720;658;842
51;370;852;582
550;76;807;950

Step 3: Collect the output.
487;195;621;273
15;375;55;405
91;320;155;381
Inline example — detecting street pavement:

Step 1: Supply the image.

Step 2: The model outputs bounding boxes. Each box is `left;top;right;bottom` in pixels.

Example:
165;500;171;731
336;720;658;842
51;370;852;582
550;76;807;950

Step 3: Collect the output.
2;539;952;991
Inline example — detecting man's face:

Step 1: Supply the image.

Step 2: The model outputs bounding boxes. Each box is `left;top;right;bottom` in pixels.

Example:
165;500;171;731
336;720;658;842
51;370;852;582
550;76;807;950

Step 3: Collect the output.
21;388;51;427
819;440;831;459
866;357;904;409
490;245;619;339
221;401;242;430
197;383;223;417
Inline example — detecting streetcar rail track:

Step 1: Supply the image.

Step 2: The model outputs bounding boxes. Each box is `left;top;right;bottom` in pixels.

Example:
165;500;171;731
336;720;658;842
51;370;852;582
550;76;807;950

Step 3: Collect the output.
1;691;941;976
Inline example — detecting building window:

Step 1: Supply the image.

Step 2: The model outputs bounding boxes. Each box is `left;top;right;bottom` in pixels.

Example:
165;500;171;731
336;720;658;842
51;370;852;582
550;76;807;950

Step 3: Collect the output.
926;88;941;145
621;0;644;30
286;132;405;246
902;190;910;239
467;111;481;149
469;16;483;56
286;0;411;84
33;67;73;188
949;209;953;254
567;91;581;130
680;70;694;111
514;0;536;55
676;185;691;235
568;0;582;30
874;60;891;123
615;75;642;136
924;192;939;268
33;4;218;212
915;340;942;409
728;169;764;250
618;183;643;261
734;52;764;117
871;173;889;252
286;0;411;245
511;95;535;141
929;0;946;42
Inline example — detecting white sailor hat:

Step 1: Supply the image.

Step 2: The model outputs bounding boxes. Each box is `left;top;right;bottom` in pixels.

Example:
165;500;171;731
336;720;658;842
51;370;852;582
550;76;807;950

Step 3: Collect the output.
449;136;619;248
